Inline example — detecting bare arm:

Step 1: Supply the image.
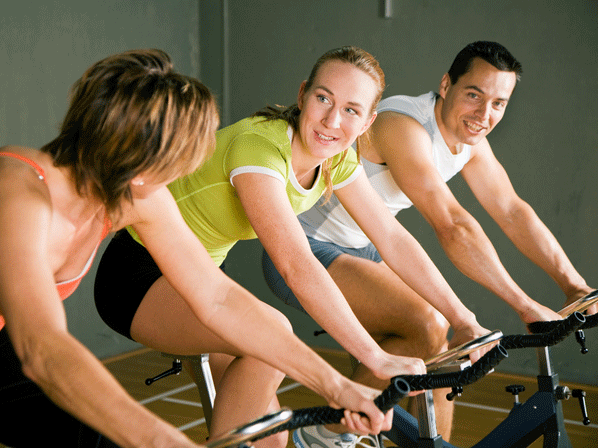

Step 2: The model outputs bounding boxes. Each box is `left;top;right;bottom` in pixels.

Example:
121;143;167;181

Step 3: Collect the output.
228;172;425;381
0;173;197;448
370;112;563;323
460;140;594;313
129;186;395;434
335;171;490;352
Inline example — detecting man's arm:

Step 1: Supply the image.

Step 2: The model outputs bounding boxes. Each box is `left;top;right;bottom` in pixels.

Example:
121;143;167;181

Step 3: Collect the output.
460;137;594;312
370;111;563;323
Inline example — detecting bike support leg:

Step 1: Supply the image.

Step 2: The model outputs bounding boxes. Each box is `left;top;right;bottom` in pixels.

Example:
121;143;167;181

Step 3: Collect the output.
473;346;572;448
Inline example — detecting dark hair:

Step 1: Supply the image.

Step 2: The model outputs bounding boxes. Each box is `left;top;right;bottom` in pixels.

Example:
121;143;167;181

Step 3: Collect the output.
253;46;385;200
447;41;523;85
41;49;219;219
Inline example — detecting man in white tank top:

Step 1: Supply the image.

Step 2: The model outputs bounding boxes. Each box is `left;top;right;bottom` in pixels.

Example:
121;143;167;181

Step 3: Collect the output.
264;41;595;446
363;42;594;320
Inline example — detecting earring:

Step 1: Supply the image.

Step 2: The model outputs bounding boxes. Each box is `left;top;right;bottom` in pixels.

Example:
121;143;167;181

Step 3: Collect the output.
138;181;144;186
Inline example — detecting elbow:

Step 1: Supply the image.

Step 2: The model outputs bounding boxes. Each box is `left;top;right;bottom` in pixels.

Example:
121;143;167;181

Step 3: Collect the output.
433;214;472;245
14;337;47;386
275;255;318;302
11;330;63;387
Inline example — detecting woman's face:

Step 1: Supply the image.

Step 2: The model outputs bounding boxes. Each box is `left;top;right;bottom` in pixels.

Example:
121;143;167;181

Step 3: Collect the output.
295;60;378;162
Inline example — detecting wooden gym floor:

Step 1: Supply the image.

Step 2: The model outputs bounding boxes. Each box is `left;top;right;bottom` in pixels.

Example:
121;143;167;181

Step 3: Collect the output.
2;347;596;447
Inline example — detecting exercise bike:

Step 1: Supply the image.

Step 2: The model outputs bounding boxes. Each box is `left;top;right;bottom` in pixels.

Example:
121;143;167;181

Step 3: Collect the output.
383;290;598;448
204;290;597;448
204;374;411;448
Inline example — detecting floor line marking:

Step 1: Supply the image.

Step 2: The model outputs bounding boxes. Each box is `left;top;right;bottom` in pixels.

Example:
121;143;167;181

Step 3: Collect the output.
140;383;197;404
163;397;204;407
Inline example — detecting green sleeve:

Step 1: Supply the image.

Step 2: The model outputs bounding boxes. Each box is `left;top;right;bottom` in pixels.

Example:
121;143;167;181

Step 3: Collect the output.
223;132;288;180
330;147;361;188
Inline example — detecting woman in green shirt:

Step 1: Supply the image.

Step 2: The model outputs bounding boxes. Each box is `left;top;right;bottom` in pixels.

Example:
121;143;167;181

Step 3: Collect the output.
95;47;429;447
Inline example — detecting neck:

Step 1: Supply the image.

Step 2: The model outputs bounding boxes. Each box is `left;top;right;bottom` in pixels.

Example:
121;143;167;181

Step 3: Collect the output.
290;131;324;188
434;96;460;154
51;166;106;226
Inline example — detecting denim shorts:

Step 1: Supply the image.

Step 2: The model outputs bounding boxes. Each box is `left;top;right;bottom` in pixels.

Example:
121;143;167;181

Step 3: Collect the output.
261;236;381;313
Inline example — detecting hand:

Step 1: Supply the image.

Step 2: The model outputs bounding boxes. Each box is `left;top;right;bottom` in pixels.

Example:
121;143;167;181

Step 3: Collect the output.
367;353;426;382
328;380;394;435
563;288;598;316
448;323;495;364
518;302;562;325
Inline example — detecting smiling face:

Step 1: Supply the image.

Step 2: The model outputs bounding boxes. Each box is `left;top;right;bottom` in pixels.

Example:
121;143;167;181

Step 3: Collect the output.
436;57;517;150
294;60;378;163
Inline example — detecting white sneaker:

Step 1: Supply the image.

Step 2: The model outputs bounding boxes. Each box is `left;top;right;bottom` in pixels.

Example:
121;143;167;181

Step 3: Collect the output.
293;426;382;448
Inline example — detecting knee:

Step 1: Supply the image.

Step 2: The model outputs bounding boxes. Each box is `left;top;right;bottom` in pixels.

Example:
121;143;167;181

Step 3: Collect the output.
260;430;288;448
271;307;293;334
416;307;450;359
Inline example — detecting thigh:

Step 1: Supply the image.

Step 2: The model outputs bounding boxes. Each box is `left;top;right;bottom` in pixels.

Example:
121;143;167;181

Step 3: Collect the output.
130;274;288;358
327;255;448;341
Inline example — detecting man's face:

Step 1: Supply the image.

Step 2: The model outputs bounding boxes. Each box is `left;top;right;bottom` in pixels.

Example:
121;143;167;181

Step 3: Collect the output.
437;57;517;148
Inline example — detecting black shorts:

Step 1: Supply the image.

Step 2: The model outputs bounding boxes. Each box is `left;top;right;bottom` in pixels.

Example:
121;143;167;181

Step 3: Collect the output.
94;230;225;340
94;230;165;340
0;328;119;447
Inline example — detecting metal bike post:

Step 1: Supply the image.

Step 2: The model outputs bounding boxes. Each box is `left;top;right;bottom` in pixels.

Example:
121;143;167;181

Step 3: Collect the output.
535;347;572;448
415;390;444;447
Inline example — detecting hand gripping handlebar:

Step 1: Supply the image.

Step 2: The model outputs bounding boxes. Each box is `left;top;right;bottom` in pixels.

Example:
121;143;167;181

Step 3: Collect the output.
253;376;410;441
506;311;586;349
393;343;508;392
389;312;584;393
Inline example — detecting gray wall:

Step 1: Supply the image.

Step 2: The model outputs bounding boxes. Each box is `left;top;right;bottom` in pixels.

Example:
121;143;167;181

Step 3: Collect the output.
2;1;596;384
213;0;598;385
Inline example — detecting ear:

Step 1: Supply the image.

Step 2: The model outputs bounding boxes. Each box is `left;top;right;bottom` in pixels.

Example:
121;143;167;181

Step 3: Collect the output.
359;111;377;136
438;73;451;99
297;80;308;110
130;175;145;186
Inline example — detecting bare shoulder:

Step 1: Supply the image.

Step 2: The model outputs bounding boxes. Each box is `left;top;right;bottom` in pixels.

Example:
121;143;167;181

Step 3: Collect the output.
372;110;429;137
116;186;181;232
0;150;53;251
0;146;50;201
464;137;494;167
369;111;433;165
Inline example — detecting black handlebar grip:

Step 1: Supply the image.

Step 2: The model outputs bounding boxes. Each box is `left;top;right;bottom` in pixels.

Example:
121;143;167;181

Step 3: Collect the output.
395;344;508;392
254;377;410;440
580;312;598;330
506;312;585;349
374;377;410;412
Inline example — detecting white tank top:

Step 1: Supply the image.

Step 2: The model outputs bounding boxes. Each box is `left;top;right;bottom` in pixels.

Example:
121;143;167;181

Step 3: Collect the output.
299;91;473;248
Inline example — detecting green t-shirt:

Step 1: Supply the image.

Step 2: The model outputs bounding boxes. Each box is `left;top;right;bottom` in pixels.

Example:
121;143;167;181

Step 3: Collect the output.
129;116;361;265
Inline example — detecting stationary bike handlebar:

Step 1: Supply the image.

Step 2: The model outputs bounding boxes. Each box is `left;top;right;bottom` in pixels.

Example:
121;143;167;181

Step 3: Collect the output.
527;311;597;333
207;312;591;447
394;343;508;392
241;376;410;442
505;311;586;349
393;311;585;393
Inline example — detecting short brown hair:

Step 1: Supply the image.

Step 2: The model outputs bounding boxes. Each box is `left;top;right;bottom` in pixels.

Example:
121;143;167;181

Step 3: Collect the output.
41;49;219;217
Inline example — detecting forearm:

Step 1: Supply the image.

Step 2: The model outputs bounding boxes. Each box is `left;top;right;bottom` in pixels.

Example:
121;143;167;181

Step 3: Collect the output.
280;258;388;368
434;215;536;314
380;232;477;330
19;331;189;448
500;203;589;298
199;279;353;401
